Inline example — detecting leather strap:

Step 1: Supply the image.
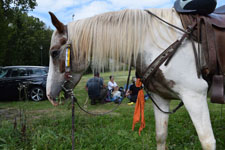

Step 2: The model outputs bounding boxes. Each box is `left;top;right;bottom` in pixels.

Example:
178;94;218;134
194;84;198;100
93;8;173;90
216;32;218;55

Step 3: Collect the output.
142;36;184;83
142;23;196;84
190;37;201;78
142;11;197;84
145;10;188;34
211;75;225;104
204;18;218;74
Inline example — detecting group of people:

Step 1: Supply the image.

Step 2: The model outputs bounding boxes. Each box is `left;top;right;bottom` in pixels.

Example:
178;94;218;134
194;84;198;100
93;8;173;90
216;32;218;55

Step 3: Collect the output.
85;72;142;105
85;72;120;105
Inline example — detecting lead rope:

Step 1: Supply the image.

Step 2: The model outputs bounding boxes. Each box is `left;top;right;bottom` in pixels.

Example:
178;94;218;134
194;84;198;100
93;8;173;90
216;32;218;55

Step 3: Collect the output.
71;94;75;150
63;42;76;150
144;88;184;114
62;54;133;148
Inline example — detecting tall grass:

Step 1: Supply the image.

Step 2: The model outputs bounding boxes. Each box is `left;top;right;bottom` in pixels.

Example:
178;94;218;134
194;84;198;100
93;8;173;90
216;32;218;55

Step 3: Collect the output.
0;71;224;150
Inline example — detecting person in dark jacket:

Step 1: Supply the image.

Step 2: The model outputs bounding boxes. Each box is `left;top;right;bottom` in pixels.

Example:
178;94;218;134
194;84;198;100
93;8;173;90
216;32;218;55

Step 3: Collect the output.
126;77;140;105
85;72;107;105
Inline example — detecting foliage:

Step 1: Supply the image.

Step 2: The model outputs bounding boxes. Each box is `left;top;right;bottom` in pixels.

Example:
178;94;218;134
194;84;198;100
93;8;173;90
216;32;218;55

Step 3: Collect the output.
0;0;53;66
0;71;224;150
1;0;37;12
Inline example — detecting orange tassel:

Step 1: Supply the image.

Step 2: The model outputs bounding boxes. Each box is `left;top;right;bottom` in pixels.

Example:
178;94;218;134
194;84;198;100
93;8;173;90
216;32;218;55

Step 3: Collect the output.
132;78;145;135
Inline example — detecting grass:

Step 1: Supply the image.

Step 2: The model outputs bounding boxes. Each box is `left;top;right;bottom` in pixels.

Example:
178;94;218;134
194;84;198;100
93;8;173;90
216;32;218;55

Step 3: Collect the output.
0;71;224;150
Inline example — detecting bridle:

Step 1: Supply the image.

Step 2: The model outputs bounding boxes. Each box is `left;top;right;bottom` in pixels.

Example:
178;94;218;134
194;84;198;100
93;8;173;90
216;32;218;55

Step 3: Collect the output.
61;42;76;97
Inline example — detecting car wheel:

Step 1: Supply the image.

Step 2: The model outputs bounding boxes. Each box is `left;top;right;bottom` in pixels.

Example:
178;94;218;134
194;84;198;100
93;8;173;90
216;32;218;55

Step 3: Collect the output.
30;87;45;102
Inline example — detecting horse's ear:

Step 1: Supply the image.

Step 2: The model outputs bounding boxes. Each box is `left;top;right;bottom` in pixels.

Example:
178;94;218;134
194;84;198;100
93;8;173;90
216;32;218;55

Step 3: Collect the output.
49;12;65;33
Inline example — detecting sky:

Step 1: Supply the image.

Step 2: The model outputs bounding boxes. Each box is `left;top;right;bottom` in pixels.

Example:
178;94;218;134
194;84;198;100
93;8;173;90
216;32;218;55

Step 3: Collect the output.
29;0;225;29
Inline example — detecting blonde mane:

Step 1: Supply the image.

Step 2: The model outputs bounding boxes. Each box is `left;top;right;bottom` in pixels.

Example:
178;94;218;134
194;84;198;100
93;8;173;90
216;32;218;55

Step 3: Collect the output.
67;8;182;72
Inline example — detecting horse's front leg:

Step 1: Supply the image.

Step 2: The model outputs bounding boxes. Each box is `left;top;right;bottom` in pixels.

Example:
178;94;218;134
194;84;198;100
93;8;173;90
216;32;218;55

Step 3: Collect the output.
152;94;170;150
179;87;216;150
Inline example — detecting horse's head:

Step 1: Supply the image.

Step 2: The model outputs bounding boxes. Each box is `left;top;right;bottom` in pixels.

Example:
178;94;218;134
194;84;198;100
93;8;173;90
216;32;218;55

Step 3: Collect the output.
47;12;86;106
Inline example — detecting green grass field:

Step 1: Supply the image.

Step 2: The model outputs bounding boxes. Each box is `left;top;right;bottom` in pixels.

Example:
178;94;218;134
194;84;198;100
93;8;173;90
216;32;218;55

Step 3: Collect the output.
0;71;224;150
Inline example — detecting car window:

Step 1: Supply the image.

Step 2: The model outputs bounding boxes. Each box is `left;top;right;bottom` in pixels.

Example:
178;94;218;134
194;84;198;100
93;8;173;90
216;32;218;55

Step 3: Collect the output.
9;68;28;77
0;68;8;78
29;68;47;76
19;69;28;76
10;69;19;77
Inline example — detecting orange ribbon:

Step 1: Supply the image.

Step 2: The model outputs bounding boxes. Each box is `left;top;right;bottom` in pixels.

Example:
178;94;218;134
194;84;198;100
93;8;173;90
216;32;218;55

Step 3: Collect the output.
132;78;145;135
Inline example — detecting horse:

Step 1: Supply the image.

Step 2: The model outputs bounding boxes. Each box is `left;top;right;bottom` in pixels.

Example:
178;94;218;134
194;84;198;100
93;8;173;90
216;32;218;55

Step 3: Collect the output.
46;8;216;150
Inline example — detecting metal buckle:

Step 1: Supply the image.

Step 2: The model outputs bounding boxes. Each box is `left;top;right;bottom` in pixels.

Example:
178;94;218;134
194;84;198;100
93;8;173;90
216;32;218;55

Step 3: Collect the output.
61;80;74;93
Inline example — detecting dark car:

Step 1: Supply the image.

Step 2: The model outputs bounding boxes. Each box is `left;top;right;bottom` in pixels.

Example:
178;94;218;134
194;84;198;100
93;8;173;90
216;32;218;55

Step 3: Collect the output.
0;66;48;101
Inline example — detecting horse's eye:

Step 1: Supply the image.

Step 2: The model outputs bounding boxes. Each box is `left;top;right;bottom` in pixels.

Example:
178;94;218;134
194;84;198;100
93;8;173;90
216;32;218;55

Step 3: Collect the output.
51;50;60;58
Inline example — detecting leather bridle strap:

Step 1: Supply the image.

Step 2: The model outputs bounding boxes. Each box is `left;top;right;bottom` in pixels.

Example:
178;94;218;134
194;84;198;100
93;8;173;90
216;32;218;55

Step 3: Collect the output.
64;25;73;80
145;10;188;34
142;31;190;83
142;11;197;114
142;11;197;83
141;34;189;114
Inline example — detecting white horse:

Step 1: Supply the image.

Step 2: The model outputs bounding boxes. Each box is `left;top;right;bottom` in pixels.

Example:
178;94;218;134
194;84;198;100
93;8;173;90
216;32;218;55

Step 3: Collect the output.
46;8;216;150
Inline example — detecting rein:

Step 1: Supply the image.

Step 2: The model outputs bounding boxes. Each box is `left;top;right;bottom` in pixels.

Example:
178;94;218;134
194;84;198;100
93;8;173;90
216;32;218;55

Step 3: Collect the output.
142;10;199;114
61;41;132;150
145;10;188;34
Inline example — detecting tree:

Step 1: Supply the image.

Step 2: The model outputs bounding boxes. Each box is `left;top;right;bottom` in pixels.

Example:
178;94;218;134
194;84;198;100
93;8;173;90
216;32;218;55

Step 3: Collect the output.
0;0;37;12
0;0;53;66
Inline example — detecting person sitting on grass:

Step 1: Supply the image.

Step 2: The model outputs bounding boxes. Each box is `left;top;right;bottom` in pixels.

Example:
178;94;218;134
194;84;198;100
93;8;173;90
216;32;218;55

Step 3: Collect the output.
85;72;107;105
125;77;149;105
126;77;140;105
107;75;122;103
108;75;118;92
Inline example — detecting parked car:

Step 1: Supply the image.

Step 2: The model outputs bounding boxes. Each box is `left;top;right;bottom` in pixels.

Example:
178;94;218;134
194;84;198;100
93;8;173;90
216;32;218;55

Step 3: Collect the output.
0;66;48;101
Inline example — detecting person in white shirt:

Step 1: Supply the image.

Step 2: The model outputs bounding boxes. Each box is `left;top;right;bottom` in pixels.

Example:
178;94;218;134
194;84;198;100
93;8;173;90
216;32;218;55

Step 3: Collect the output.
108;75;118;92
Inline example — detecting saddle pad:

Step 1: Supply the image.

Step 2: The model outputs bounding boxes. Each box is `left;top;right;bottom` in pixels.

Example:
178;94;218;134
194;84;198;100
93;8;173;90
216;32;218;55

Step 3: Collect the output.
208;13;225;28
214;5;225;14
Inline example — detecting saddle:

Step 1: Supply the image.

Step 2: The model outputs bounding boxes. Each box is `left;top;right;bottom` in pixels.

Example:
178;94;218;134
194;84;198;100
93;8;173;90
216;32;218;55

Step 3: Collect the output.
179;5;225;104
